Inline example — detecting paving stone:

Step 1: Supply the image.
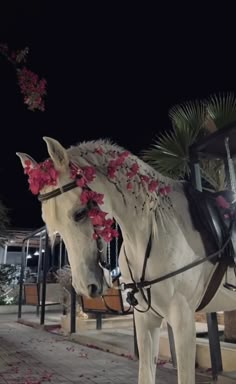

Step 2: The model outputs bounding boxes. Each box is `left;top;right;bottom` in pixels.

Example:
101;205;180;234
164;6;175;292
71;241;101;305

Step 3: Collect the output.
0;314;234;383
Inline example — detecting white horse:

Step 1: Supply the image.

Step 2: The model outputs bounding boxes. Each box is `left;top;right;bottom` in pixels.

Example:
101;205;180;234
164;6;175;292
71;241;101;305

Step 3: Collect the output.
17;137;236;384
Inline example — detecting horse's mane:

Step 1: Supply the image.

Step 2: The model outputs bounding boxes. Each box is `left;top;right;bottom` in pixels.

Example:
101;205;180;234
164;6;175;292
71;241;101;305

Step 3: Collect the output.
68;139;172;180
67;139;178;216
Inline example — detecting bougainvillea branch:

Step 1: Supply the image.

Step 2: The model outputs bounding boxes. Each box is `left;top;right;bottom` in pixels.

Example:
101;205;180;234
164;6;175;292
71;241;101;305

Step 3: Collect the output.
0;43;47;111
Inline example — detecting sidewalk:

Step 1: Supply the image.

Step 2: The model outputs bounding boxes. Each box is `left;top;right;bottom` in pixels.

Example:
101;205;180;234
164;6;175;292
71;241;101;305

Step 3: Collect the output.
0;314;235;383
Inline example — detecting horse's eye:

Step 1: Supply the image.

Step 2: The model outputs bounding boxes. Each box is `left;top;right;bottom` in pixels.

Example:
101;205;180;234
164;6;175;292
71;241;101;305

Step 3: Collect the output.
73;209;87;222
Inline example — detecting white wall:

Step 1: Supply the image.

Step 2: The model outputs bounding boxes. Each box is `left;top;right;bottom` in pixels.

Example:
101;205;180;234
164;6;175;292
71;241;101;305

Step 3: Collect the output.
6;251;22;265
0;248;22;265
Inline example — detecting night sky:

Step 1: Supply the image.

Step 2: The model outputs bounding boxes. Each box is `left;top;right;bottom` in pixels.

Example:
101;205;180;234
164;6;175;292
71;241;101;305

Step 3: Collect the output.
1;2;236;229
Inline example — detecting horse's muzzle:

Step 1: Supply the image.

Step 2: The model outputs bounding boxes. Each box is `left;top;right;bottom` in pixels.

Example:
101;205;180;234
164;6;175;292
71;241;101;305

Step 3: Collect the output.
87;284;100;297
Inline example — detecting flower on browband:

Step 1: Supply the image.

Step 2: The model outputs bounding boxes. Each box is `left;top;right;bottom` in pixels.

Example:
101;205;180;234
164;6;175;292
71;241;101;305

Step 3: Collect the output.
24;158;118;242
24;159;59;195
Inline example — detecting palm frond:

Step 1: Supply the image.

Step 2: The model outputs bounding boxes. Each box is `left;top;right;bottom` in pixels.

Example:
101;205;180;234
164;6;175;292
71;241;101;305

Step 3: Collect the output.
142;127;195;179
142;93;236;191
206;92;236;130
200;159;226;191
169;100;207;139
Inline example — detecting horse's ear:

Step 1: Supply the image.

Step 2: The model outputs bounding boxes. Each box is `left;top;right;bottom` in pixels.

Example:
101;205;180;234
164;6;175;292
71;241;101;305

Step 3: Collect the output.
16;152;38;170
43;136;69;171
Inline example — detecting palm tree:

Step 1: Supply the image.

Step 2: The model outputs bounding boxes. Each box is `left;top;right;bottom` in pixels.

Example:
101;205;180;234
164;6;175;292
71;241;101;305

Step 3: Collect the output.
142;93;236;190
142;92;236;342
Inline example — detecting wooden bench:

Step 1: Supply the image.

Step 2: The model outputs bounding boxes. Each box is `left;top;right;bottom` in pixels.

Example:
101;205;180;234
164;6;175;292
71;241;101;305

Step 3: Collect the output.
24;283;60;316
80;278;133;329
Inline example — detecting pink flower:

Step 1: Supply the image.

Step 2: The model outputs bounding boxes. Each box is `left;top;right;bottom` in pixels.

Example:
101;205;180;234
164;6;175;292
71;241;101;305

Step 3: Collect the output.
108;151;130;179
140;175;150;183
109;160;117;168
23;153;119;242
70;164;96;185
95;147;104;155
24;159;59;194
114;151;130;166
159;187;165;195
120;150;130;158
127;182;133;190
104;218;114;227
96;227;119;242
148;180;158;192
115;156;126;166
80;190;91;204
131;163;139;173
88;209;107;226
92;192;104;205
76;177;87;188
127;163;139;178
216;195;230;209
70;163;80;179
108;166;117;179
157;185;171;196
94;193;104;205
17;66;47;112
80;190;104;205
83;166;96;182
164;185;171;194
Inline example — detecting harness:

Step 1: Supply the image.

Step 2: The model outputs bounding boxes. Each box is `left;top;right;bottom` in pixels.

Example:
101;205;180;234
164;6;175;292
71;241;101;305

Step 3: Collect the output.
38;175;236;315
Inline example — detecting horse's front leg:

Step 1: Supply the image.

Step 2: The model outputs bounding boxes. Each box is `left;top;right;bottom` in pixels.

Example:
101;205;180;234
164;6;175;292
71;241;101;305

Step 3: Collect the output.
168;294;196;384
134;310;163;384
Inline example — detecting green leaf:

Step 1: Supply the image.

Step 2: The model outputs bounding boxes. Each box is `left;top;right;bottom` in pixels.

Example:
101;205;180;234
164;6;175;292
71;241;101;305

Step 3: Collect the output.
206;92;236;130
142;92;236;190
169;99;207;139
142;128;193;179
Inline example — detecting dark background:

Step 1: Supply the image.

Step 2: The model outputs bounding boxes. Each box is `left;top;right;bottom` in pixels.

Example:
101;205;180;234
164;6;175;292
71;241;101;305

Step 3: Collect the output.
1;2;236;229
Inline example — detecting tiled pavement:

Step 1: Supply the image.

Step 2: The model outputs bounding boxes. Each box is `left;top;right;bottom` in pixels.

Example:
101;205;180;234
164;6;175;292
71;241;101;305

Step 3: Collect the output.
0;315;235;383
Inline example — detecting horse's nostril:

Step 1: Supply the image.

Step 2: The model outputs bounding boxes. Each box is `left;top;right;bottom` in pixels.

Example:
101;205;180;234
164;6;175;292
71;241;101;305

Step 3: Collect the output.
88;284;98;297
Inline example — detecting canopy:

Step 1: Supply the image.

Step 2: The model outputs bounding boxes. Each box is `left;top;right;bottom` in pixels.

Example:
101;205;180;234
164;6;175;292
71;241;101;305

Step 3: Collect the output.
190;121;236;159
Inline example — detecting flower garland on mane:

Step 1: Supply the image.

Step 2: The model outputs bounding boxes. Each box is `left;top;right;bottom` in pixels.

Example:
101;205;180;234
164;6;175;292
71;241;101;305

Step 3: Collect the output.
24;145;171;242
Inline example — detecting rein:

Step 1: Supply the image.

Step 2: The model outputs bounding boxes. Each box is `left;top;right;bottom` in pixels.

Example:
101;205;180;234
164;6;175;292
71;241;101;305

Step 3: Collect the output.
122;234;232;292
121;228;233;315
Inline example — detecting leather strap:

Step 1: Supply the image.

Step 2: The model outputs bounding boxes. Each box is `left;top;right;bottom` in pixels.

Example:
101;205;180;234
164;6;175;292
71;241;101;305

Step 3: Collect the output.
196;262;227;312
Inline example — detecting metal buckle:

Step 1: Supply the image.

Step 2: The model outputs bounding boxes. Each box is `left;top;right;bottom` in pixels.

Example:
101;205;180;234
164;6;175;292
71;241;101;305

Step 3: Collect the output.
224;282;236;292
119;282;126;291
126;290;138;306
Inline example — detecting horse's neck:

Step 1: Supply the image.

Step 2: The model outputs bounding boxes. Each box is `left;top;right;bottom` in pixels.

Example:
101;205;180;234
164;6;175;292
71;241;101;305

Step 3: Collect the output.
93;171;146;239
71;141;173;243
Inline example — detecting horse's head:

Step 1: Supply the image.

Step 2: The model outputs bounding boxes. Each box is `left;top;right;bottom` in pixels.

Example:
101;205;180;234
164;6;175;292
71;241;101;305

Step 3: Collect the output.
17;137;110;298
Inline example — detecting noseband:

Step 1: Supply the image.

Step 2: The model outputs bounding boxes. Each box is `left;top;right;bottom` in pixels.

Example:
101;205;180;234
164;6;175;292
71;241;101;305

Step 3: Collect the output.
38;176;111;271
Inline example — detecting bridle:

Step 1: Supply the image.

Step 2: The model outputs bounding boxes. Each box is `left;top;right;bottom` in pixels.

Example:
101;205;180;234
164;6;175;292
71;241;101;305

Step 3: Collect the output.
38;178;80;202
38;175;111;272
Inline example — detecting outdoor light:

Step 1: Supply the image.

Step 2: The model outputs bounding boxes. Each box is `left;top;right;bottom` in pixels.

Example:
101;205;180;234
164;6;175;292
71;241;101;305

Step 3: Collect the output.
26;254;32;259
42;249;45;253
34;251;40;256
